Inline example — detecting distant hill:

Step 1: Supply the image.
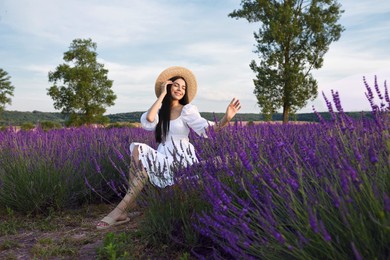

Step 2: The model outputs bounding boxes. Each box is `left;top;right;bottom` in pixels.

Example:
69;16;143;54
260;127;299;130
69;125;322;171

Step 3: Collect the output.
0;110;373;126
1;110;66;126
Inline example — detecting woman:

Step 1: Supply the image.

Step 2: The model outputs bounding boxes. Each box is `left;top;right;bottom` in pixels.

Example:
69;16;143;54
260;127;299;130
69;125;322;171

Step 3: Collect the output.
97;66;241;229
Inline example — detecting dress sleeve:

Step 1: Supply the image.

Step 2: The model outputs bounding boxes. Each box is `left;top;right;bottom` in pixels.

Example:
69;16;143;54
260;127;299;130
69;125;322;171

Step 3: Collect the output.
181;104;215;137
140;112;158;131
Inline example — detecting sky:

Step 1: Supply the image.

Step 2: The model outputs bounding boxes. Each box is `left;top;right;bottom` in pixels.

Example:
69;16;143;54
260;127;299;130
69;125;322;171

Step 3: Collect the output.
1;0;390;115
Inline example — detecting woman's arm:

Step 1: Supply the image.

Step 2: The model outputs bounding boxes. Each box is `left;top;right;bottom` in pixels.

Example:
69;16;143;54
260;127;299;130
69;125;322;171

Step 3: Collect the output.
146;81;171;123
213;98;241;131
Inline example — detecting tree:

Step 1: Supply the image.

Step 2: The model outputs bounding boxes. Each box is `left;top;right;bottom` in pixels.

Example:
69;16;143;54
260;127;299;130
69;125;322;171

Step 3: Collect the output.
48;38;116;126
229;0;344;123
0;68;15;113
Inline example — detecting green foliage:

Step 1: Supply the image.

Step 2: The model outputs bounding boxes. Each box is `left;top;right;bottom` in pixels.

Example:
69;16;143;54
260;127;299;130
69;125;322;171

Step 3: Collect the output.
97;232;137;260
0;239;19;251
137;184;209;250
39;121;63;131
96;223;193;259
106;122;137;129
47;38;116;126
0;207;18;236
30;237;77;258
0;151;80;214
20;122;35;130
0;68;15;113
229;0;345;123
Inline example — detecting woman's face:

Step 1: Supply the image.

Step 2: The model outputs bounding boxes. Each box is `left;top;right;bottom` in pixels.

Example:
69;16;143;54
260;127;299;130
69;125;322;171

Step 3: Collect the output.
170;78;186;101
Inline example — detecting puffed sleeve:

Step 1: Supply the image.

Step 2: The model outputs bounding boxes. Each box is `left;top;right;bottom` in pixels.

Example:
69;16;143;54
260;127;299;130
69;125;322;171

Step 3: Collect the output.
181;104;215;137
140;112;158;131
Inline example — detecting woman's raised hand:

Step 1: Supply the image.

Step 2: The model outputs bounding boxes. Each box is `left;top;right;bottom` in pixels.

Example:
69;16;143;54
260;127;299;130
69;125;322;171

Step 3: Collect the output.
160;81;172;98
226;98;241;121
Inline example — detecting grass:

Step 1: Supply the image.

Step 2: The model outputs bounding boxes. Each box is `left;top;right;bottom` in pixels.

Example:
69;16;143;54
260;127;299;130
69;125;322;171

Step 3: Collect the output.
30;237;78;258
0;240;20;251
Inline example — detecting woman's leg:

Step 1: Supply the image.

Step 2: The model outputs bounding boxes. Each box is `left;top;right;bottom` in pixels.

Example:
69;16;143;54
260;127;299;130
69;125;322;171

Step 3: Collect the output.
96;145;148;228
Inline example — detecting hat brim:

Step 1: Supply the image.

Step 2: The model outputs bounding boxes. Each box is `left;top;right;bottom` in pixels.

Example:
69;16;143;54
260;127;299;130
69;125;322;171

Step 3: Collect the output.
155;66;197;103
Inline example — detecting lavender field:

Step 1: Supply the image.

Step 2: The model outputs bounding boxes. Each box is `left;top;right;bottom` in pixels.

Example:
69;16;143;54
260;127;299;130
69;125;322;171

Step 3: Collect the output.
0;78;389;258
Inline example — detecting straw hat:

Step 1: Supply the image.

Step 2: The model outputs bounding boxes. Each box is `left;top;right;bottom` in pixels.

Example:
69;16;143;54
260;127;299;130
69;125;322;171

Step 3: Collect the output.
155;66;197;102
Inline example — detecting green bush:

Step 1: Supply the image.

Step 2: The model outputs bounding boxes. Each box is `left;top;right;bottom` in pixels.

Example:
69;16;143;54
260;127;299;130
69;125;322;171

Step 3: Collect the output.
20;122;35;130
106;122;137;129
97;232;136;259
39;121;63;130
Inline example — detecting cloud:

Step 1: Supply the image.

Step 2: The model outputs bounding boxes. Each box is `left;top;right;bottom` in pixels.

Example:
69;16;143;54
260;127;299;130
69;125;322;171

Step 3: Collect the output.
341;0;390;18
2;0;390;115
1;0;179;46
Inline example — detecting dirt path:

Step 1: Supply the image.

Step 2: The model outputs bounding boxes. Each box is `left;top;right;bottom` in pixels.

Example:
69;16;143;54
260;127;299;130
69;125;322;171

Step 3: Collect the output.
0;205;145;259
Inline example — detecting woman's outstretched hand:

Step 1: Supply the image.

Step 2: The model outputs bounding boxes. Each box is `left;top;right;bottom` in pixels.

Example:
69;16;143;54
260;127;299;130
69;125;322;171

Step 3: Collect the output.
226;98;241;121
213;98;241;131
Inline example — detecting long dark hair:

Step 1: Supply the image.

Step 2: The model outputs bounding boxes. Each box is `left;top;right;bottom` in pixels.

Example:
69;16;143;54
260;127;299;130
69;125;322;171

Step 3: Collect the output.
155;76;189;143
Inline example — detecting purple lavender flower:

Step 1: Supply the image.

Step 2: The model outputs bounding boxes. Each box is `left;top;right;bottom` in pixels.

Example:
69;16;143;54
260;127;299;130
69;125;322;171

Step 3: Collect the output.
273;230;285;244
368;147;379;164
351;242;363;260
319;220;332;242
373;75;384;100
384;80;390;107
331;90;344;113
326;185;341;208
338;168;351;194
238;148;253;171
308;208;318;233
352;145;363;163
297;231;309;248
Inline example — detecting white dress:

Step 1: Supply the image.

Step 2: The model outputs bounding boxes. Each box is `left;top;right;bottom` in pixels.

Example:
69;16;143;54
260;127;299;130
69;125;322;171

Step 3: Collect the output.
129;104;214;188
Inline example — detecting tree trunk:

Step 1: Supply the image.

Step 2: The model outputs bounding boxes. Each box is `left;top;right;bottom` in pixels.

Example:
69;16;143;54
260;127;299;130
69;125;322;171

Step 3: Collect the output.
283;104;289;124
